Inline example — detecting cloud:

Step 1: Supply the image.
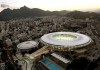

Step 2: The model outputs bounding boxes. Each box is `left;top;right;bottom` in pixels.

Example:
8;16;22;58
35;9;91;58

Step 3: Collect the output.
1;4;9;8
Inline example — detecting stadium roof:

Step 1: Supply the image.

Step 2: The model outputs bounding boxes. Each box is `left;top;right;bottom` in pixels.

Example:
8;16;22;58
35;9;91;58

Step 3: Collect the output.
41;32;92;48
17;41;38;49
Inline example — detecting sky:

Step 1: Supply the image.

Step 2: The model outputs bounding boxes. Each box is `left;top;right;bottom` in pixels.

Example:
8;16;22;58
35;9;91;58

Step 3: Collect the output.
0;0;100;12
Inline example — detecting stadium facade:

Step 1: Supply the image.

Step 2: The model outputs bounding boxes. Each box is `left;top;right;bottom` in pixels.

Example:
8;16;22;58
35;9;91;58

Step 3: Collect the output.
40;32;92;51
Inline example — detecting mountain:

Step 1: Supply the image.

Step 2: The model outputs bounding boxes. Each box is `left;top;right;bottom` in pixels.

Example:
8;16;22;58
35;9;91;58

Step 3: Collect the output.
0;6;69;21
0;6;99;21
94;9;100;13
66;10;100;20
58;10;69;15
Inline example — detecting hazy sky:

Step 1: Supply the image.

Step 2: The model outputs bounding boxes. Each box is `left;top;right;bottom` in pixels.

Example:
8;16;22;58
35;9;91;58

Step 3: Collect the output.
0;0;100;11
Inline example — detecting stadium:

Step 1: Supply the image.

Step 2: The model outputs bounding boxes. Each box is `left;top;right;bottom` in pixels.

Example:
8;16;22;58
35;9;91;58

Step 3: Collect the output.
40;32;92;51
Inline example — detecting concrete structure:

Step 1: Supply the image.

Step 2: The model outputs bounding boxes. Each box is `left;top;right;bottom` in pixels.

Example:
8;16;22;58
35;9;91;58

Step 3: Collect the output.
40;32;92;51
17;41;38;50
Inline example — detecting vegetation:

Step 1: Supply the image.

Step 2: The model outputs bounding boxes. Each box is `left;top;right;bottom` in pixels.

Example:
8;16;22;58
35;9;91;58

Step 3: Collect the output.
66;11;100;20
0;6;100;21
0;6;69;21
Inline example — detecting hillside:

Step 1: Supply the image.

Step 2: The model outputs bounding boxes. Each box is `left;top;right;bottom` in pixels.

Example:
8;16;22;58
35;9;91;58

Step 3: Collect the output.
0;6;69;21
0;6;100;21
66;11;100;20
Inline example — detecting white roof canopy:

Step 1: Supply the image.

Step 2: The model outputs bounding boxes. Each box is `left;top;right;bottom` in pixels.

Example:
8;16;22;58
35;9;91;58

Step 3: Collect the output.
41;32;92;48
17;41;38;49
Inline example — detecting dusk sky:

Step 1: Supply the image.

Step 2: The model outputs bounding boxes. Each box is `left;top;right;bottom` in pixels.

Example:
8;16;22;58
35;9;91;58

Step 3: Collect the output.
0;0;100;12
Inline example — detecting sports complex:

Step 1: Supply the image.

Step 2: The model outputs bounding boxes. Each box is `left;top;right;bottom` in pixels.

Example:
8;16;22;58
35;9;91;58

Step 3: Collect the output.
17;32;93;70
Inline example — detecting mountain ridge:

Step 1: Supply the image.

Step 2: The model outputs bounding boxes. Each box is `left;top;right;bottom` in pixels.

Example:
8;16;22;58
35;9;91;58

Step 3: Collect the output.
0;6;100;21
